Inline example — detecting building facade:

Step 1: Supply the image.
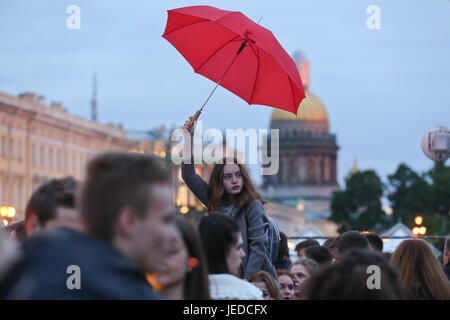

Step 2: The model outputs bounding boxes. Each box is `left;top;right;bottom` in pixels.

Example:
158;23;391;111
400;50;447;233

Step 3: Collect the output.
0;91;133;222
261;51;340;221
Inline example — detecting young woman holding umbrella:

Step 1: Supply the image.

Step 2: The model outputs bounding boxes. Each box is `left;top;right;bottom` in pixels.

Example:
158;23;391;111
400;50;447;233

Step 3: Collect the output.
181;118;277;281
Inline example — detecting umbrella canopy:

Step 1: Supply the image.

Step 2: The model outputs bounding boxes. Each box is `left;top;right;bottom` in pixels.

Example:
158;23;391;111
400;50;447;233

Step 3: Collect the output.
162;5;305;115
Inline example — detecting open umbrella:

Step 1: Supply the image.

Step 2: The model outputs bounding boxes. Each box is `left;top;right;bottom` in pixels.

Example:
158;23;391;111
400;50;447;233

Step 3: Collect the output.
162;5;305;124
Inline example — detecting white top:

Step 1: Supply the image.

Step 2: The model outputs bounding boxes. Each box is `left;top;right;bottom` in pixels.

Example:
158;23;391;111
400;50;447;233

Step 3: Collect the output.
208;274;264;300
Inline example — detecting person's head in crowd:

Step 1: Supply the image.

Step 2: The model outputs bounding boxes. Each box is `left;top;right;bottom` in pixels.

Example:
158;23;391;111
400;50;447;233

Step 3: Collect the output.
327;236;340;262
323;237;335;248
249;271;281;300
277;232;290;260
198;213;245;276
276;269;296;300
7;221;27;244
390;239;450;300
207;157;262;211
290;258;319;299
156;217;210;300
295;239;319;259
81;152;178;275
305;245;333;268
365;233;383;252
25;177;82;237
334;231;369;259
304;249;405;300
274;231;291;270
444;235;450;266
382;252;392;262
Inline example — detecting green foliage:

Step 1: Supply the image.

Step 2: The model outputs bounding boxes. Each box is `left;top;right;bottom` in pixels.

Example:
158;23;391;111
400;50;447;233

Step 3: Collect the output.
330;162;450;235
330;170;388;233
387;162;450;235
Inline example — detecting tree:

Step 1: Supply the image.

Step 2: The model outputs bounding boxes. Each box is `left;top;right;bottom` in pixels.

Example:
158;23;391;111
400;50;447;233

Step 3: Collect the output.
387;163;432;226
330;170;388;233
387;162;450;235
427;162;450;235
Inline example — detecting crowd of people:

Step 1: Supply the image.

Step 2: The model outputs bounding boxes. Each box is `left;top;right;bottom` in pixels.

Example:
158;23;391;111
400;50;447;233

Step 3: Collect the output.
0;119;448;300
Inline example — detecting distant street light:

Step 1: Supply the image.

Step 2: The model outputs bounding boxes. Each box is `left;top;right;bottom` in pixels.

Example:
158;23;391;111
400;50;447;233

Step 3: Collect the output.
414;216;423;225
0;206;16;226
412;216;427;236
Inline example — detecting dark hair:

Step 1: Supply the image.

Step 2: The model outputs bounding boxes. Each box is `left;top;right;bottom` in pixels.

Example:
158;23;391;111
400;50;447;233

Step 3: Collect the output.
277;232;289;260
81;153;170;242
445;235;450;252
8;220;27;243
335;231;369;255
305;246;333;267
175;217;210;300
25;177;78;227
295;239;319;252
365;233;383;252
207;158;262;211
323;237;335;248
198;213;241;274
304;249;405;300
249;271;281;300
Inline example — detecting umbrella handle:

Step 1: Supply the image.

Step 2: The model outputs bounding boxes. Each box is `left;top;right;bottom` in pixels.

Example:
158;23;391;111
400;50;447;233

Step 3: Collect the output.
189;109;201;131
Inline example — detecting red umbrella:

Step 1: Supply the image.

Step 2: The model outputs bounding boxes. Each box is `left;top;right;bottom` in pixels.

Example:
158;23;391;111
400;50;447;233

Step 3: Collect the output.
162;5;305;123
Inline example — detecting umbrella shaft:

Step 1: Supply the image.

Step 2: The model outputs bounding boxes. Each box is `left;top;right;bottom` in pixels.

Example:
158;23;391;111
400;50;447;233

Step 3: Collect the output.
200;40;247;111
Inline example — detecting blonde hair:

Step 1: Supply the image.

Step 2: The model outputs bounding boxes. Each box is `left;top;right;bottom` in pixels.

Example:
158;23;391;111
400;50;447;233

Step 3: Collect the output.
390;239;450;300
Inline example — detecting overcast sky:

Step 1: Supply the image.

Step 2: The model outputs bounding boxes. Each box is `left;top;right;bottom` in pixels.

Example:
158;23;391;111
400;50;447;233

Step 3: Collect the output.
1;0;449;188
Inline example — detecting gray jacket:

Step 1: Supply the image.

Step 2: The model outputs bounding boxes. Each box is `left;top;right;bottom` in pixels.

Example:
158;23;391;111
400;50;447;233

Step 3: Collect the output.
182;162;277;280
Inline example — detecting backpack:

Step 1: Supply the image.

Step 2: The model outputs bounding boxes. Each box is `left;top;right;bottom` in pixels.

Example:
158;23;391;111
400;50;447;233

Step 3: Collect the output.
266;217;281;264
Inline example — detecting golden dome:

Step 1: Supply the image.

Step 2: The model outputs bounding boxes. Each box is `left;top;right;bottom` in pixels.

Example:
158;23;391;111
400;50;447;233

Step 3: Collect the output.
271;92;328;122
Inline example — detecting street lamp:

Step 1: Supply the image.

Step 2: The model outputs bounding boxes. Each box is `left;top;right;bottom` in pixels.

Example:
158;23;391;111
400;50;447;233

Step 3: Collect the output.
412;215;426;236
0;206;16;226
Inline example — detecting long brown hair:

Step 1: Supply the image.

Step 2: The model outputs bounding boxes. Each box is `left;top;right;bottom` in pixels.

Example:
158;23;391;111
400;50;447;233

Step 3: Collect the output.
390;239;450;300
249;271;281;300
207;158;262;211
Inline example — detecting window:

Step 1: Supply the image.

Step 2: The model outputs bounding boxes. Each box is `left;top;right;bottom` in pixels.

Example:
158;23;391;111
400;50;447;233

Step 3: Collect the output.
40;146;45;168
1;181;6;205
9;138;14;160
49;148;53;170
1;136;6;158
18;182;23;211
57;150;61;171
72;154;76;174
32;144;36;166
18;140;22;161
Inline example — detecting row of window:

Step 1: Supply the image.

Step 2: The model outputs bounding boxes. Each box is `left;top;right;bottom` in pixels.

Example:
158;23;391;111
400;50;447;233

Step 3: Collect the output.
31;144;87;174
0;180;24;213
1;136;23;161
1;136;90;176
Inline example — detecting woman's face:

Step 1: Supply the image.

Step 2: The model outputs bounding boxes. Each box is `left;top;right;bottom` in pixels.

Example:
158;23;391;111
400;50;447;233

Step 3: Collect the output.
290;264;311;296
156;233;189;289
226;233;245;275
279;275;295;300
251;281;272;300
222;164;243;195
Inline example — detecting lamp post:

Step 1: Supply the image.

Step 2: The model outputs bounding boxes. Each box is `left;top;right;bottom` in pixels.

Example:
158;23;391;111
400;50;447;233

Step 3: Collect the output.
412;215;427;236
1;206;16;226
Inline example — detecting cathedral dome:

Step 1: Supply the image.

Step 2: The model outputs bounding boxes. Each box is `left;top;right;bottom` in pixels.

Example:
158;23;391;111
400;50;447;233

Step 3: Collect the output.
271;91;328;122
